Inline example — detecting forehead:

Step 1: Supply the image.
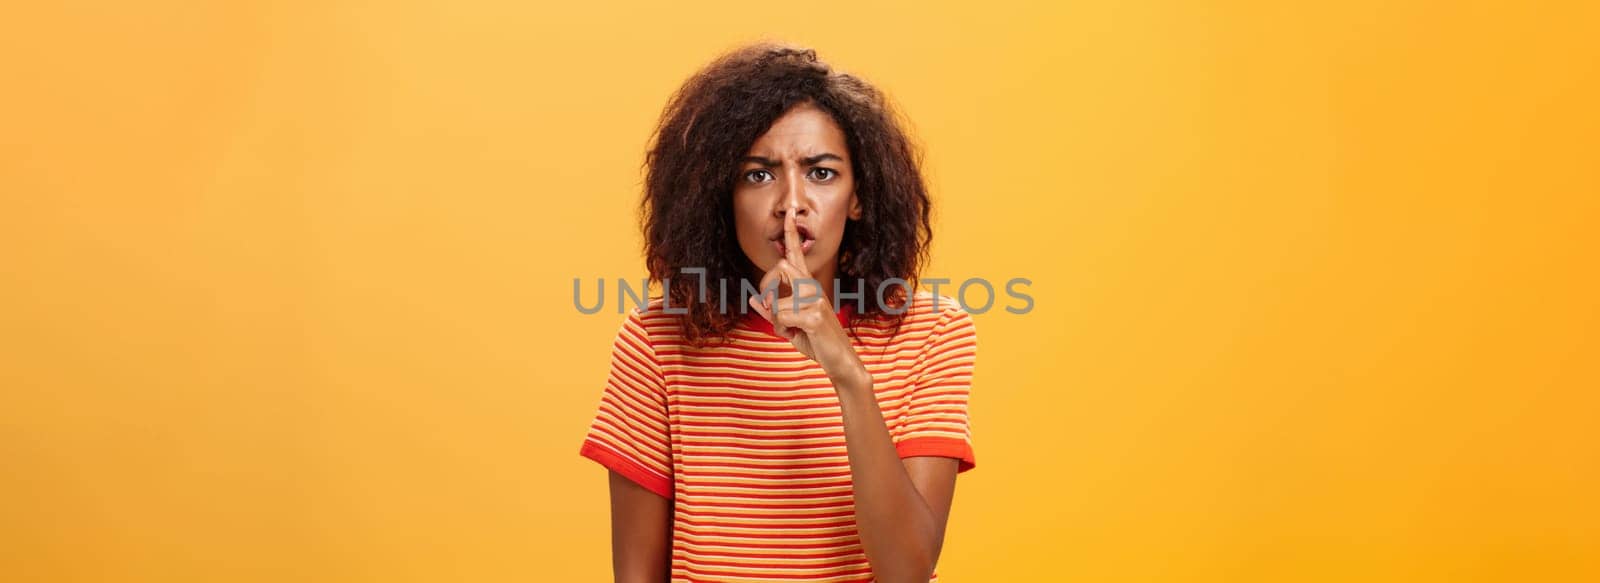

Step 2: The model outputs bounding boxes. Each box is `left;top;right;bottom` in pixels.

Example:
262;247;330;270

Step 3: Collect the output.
745;103;849;158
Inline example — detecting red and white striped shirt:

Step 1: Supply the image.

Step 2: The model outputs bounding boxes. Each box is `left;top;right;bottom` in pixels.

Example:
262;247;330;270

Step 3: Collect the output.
580;291;978;582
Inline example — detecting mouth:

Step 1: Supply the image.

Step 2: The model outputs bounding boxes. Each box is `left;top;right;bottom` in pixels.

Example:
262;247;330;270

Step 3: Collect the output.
771;225;817;256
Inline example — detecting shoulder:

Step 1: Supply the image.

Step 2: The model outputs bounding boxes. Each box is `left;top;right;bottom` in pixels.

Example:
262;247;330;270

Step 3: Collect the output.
878;292;976;352
615;296;685;346
902;291;978;331
901;293;979;377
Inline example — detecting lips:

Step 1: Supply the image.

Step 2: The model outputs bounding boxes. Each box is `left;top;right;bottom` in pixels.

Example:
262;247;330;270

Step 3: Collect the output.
771;224;817;256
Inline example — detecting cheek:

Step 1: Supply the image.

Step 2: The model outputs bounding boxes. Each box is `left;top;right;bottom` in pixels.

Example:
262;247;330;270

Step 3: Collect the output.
731;194;766;242
819;192;856;241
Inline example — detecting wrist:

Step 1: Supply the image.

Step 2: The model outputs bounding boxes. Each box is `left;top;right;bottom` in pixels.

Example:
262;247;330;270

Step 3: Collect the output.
824;356;872;394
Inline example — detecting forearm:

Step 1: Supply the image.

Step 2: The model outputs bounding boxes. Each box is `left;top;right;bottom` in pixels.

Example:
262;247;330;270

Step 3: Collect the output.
827;363;943;582
608;471;672;583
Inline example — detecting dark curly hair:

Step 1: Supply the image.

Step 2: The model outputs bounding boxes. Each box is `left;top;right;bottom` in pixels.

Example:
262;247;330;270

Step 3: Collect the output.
641;42;933;345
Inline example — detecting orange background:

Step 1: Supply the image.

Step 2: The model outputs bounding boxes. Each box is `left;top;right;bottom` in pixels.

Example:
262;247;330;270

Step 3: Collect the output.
3;1;1597;581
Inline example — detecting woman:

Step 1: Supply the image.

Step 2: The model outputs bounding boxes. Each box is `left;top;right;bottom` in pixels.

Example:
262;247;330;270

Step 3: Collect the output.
579;42;979;582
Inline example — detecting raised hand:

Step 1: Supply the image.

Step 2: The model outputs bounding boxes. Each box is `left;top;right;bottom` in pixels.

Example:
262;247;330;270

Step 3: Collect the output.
747;205;856;372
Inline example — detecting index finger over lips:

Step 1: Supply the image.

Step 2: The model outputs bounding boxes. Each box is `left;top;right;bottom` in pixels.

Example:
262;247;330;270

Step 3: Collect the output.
783;205;810;275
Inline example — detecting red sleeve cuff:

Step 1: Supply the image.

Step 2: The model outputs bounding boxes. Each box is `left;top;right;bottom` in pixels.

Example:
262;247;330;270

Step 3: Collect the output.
895;436;977;473
580;439;674;498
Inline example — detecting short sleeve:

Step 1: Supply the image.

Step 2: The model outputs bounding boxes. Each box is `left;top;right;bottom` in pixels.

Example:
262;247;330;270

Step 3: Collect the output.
579;308;674;498
895;305;979;473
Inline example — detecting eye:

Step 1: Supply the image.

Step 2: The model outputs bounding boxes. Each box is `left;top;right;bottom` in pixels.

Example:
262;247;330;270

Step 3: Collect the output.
743;169;774;184
807;168;837;181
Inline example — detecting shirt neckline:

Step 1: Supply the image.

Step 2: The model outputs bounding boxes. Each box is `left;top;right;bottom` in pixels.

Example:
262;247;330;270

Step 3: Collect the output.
741;300;855;340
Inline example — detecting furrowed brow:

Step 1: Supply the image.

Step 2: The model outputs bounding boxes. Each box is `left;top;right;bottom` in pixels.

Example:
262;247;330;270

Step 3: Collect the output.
741;153;845;167
802;153;844;165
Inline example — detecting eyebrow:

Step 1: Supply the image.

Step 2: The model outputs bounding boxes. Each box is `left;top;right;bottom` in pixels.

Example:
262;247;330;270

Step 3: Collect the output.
741;153;845;167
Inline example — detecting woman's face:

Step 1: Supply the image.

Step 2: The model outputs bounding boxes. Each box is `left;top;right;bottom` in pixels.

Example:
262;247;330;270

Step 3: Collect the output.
733;102;861;286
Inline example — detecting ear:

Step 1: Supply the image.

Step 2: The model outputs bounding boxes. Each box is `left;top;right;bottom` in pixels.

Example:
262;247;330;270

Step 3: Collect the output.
848;191;863;220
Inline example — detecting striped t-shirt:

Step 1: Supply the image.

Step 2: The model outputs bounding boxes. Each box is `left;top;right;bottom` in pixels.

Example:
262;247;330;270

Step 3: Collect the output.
579;291;978;582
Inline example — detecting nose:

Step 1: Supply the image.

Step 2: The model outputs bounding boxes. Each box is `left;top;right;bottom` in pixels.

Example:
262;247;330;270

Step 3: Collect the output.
773;175;811;219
